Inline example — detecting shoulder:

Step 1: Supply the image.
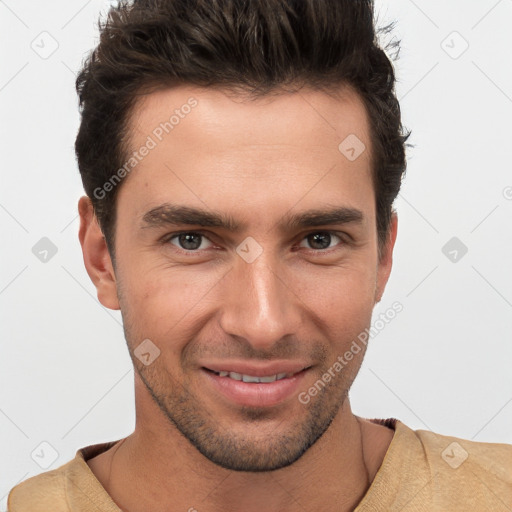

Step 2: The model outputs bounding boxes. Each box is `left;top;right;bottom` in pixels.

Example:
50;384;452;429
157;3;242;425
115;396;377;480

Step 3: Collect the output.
7;440;121;512
414;426;512;478
7;461;73;512
407;423;512;509
361;419;512;510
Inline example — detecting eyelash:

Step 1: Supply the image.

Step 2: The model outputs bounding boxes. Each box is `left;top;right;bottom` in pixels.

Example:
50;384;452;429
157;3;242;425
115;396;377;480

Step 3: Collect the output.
161;230;350;256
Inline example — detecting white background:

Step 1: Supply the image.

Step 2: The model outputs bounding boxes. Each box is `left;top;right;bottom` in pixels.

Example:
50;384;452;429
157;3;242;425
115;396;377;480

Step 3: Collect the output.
1;0;511;505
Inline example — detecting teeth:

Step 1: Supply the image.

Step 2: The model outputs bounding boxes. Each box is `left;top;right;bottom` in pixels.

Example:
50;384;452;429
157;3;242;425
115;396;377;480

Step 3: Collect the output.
214;370;293;383
242;374;260;383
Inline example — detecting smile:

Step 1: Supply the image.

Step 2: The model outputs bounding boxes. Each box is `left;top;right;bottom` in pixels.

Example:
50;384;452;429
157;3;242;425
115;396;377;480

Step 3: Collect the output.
201;367;310;407
209;370;295;383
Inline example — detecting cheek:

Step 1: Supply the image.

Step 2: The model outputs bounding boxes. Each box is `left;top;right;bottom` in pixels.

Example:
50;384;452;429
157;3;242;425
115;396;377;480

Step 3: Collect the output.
125;260;376;307
117;244;378;347
120;263;224;334
292;258;377;311
291;261;377;346
117;270;212;367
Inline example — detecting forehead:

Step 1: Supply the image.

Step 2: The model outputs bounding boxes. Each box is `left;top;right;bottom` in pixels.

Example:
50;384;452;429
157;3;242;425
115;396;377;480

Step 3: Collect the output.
118;83;374;225
129;83;371;155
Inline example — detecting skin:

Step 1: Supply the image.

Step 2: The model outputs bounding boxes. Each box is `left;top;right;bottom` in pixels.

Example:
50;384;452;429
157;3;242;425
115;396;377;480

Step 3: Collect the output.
79;83;398;512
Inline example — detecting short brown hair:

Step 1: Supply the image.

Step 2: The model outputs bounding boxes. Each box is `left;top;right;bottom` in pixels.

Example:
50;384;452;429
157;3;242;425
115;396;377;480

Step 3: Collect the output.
75;0;411;261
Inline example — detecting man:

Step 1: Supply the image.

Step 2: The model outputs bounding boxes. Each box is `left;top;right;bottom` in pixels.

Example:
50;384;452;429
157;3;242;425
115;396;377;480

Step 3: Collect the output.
7;0;511;510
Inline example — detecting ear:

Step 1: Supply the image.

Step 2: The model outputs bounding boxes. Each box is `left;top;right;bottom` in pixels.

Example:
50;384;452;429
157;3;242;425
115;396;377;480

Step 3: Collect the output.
78;196;120;310
375;212;398;304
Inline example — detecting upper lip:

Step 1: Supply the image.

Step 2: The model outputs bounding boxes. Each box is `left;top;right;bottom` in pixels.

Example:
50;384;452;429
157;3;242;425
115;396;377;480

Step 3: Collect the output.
202;360;311;377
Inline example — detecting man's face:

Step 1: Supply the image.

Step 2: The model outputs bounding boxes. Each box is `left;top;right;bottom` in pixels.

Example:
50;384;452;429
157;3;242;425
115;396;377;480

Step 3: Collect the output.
100;85;395;471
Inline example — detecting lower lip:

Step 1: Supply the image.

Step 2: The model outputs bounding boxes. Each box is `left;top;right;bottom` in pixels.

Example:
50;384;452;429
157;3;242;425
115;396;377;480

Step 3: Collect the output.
201;368;309;408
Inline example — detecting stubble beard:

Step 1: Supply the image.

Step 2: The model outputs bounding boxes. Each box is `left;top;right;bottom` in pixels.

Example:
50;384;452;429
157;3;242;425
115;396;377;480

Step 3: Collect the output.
132;348;358;472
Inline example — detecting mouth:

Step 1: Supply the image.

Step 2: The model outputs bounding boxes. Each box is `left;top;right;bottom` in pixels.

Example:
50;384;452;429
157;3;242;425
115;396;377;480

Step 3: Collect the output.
200;365;311;408
203;367;299;383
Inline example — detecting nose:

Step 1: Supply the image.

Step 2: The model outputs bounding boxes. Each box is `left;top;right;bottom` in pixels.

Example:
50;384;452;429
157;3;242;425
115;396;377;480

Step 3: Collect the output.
218;249;304;352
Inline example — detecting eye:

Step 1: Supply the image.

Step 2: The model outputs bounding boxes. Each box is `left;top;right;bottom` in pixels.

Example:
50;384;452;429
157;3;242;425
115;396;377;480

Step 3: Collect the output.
163;230;347;255
167;232;214;252
298;231;344;251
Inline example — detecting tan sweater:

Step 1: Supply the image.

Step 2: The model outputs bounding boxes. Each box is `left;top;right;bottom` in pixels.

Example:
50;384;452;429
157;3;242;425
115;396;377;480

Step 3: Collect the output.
7;419;512;511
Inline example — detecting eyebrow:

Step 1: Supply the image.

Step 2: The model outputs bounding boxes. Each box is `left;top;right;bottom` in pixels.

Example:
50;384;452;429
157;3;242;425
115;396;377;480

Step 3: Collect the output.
140;203;364;232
